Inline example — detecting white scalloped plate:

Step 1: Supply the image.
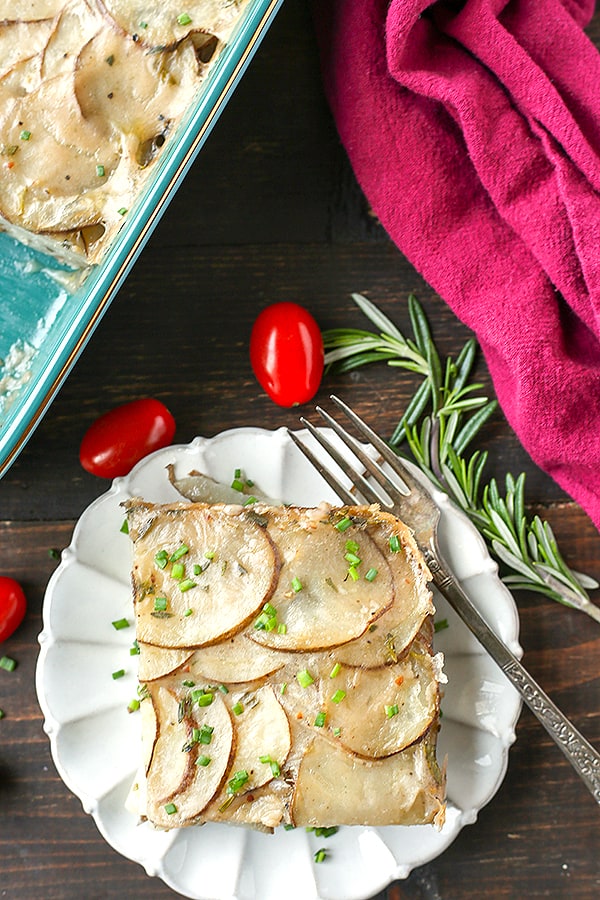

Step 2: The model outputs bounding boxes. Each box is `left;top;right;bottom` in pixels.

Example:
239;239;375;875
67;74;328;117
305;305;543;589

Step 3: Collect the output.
36;428;522;900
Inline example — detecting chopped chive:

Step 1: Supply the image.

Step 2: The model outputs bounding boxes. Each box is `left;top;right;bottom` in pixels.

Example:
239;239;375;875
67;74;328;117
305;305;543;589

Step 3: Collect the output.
333;727;341;737
335;516;352;533
171;562;185;580
314;711;326;727
117;206;127;215
291;576;303;593
315;826;339;838
344;552;361;566
119;518;129;534
234;468;241;478
345;539;359;554
232;701;244;716
0;709;5;719
182;679;195;688
0;656;16;672
227;770;249;794
196;755;211;767
199;724;214;744
283;824;295;831
434;618;449;632
218;684;229;694
130;640;140;656
280;682;287;695
196;692;214;707
347;566;360;582
184;608;193;617
389;534;400;553
112;669;125;680
259;754;281;776
20;130;31;141
170;544;189;562
179;579;197;592
263;602;277;617
48;547;61;560
154;597;168;612
164;802;177;815
297;669;314;688
154;549;169;569
314;848;327;863
96;164;105;177
331;689;346;704
385;704;399;718
127;698;140;713
244;496;258;506
112;617;129;630
365;567;378;582
231;478;244;492
329;662;341;679
277;623;287;635
204;551;215;560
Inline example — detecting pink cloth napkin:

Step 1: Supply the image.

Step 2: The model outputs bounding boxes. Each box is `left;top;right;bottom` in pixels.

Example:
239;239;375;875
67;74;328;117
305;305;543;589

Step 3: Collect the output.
314;0;600;529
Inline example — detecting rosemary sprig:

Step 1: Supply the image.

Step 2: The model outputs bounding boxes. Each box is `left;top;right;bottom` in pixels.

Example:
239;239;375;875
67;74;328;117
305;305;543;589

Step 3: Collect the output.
322;293;600;618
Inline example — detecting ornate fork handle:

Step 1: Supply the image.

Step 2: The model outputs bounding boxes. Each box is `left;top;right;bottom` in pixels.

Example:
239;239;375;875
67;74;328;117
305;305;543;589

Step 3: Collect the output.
428;548;600;804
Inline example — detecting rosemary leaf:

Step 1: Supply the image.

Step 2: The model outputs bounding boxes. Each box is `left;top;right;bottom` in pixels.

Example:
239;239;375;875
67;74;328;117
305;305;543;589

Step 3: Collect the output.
322;294;599;616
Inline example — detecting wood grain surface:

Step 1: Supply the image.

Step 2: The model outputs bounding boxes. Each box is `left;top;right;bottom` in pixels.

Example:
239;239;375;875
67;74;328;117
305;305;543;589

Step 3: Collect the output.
1;2;600;898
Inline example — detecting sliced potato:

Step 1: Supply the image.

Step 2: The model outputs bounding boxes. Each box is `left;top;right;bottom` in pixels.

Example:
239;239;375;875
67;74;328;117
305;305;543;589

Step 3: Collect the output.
250;518;393;652
97;0;248;48
0;20;53;80
138;642;194;682
128;502;278;648
0;1;63;17
319;647;439;758
40;0;104;79
145;685;233;828
185;633;288;684
292;734;445;827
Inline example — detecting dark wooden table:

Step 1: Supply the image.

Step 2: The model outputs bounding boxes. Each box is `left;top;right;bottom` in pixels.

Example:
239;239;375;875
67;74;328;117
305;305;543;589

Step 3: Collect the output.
2;2;600;897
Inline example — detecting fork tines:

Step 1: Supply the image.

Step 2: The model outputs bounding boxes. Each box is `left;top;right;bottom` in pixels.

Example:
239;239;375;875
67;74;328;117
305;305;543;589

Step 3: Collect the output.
287;395;415;510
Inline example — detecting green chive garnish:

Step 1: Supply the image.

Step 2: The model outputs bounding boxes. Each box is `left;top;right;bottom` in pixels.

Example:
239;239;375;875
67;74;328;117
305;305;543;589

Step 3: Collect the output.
170;544;189;562
314;848;327;863
291;576;303;593
227;770;249;794
333;727;341;737
119;519;129;534
232;701;244;716
199;725;214;744
389;534;400;552
196;755;211;767
96;164;105;177
177;12;192;25
434;618;449;633
385;704;399;718
130;640;140;656
277;623;287;635
20;130;31;141
344;552;361;566
112;669;125;680
112;617;129;630
179;579;197;592
154;597;167;612
347;566;359;582
0;656;16;672
329;662;341;679
297;669;314;688
335;516;352;533
331;689;346;704
314;711;326;727
171;562;185;580
196;692;214;707
154;549;168;569
184;608;193;617
164;802;177;815
127;699;140;713
365;567;378;582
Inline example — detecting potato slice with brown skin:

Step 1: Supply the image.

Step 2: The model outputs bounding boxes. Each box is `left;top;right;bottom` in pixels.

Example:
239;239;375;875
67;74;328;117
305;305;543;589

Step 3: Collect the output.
127;502;279;649
0;20;53;80
292;733;445;827
138;642;194;682
249;517;394;652
145;685;234;828
184;634;288;684
316;646;439;758
41;0;104;79
96;0;248;49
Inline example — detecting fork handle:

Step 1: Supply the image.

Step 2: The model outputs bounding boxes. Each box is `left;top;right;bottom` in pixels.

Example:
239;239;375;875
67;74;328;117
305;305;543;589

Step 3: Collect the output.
428;552;600;805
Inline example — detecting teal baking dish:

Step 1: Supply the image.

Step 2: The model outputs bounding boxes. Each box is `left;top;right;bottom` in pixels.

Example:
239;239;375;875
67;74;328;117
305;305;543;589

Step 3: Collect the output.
0;0;283;478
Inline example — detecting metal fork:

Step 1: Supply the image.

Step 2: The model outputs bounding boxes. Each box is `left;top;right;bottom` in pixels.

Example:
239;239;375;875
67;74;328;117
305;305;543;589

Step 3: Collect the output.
288;394;600;806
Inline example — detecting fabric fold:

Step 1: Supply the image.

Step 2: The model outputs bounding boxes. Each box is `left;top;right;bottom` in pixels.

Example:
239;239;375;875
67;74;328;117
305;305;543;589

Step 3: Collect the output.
314;0;600;529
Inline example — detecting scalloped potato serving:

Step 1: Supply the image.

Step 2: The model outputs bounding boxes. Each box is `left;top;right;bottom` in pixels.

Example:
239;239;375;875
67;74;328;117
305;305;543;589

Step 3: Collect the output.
0;0;249;265
125;499;447;831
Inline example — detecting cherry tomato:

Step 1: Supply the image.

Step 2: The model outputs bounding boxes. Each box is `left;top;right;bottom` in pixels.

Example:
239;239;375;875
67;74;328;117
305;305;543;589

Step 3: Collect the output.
0;577;26;642
79;398;176;478
250;302;324;407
